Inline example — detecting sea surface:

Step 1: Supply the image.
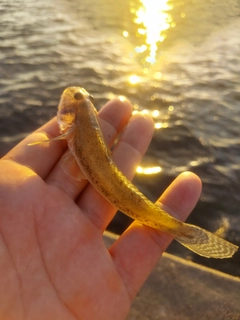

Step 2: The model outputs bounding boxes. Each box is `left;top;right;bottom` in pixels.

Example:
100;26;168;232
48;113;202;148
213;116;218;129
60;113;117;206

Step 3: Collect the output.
0;0;240;276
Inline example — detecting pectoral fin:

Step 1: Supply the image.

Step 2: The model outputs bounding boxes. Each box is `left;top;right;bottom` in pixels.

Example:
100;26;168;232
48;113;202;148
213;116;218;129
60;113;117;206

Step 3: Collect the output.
59;149;86;181
28;130;73;146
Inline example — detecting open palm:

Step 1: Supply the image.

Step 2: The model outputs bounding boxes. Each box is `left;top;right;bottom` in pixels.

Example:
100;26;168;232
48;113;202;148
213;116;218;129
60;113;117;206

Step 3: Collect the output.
0;98;201;320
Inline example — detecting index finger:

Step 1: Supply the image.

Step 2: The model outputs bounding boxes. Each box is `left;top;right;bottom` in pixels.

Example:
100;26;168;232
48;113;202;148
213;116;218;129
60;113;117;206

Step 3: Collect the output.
108;172;202;301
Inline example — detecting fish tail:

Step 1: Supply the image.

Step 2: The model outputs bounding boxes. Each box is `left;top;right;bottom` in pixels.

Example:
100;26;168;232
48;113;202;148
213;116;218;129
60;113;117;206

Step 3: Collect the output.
175;223;238;258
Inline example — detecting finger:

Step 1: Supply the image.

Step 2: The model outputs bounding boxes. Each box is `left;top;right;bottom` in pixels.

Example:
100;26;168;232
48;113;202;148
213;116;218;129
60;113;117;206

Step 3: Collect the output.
108;172;202;300
3;98;132;182
2;117;67;178
45;98;133;197
77;112;154;230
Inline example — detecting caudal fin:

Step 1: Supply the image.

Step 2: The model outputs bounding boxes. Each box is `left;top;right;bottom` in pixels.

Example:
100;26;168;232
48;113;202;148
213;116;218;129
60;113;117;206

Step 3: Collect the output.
175;224;238;259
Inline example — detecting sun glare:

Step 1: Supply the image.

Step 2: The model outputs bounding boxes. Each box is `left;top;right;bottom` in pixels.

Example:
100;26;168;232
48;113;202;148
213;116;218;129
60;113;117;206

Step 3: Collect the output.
136;166;162;175
134;0;172;64
129;74;141;84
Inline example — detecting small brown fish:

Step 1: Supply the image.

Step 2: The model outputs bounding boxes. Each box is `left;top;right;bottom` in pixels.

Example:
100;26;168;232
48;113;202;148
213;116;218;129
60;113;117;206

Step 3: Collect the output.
30;87;238;258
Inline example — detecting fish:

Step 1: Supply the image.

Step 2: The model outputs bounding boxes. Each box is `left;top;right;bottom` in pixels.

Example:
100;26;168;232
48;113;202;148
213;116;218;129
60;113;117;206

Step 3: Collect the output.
29;86;238;259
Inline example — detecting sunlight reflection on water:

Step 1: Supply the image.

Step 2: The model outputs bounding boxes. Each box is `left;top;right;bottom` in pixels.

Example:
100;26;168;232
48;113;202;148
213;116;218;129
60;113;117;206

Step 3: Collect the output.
132;0;173;64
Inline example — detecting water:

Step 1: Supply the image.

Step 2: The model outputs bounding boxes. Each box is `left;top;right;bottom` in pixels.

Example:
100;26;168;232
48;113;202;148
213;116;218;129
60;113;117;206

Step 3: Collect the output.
0;0;240;276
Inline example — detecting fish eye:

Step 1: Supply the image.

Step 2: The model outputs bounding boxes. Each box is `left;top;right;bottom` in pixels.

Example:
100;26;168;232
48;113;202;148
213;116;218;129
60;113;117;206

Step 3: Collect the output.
88;95;94;104
74;92;84;101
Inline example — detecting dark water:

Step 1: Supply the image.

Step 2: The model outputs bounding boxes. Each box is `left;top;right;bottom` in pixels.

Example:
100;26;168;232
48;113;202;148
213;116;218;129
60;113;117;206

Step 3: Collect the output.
0;0;240;276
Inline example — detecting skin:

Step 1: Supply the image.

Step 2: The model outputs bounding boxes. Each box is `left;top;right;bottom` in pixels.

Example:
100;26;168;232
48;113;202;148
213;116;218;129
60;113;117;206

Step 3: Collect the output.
0;98;202;320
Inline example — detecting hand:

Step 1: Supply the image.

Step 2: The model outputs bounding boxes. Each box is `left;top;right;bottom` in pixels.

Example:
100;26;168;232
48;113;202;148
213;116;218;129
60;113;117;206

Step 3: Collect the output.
0;98;202;320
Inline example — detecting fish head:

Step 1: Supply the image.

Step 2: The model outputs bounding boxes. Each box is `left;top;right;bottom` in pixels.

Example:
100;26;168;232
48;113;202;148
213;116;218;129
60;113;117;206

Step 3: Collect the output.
57;86;95;133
